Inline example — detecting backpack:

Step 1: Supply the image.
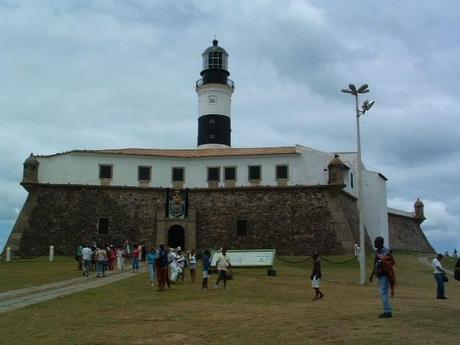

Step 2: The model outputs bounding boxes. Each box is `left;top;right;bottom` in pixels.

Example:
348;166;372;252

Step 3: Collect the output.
159;250;169;267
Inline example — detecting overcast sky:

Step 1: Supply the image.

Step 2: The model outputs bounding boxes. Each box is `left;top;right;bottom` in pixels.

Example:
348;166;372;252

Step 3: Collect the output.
1;0;459;254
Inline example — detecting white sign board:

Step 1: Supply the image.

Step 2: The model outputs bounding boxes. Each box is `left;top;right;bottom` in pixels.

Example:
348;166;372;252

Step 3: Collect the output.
211;249;276;267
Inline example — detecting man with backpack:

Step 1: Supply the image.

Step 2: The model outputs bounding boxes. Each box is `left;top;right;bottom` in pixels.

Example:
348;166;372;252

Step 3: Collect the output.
432;253;448;299
369;236;396;318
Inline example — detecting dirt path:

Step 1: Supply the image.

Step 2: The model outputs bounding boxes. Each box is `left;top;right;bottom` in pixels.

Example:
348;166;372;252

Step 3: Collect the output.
0;271;141;313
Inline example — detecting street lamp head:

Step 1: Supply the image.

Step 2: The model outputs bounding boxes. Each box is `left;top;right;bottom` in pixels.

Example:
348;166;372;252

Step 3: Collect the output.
367;100;375;110
357;84;369;93
362;99;375;111
348;84;357;93
341;88;353;94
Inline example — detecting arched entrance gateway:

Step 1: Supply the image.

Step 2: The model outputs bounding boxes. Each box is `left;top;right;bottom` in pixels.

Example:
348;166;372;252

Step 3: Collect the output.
168;225;185;250
156;209;196;251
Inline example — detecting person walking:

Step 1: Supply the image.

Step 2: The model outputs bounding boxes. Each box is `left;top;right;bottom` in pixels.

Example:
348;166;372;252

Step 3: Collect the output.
215;247;232;289
432;253;448;299
202;249;211;290
189;249;197;283
81;244;92;277
157;244;169;291
369;236;396;318
177;250;186;282
95;246;108;277
168;248;179;283
116;245;125;272
132;244;140;273
75;244;83;271
146;247;158;287
141;242;147;267
311;252;324;301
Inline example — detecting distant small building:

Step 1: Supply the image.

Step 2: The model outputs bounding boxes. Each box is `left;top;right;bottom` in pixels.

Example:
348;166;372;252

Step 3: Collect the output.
5;40;433;256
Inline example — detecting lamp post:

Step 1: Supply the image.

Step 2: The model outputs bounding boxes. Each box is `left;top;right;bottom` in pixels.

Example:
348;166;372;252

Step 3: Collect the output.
341;84;374;285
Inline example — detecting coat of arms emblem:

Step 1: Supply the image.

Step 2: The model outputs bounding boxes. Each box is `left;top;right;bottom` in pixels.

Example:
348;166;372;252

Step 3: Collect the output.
168;190;186;219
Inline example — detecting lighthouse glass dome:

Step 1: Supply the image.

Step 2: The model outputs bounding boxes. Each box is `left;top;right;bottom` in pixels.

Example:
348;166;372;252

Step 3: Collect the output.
202;40;228;71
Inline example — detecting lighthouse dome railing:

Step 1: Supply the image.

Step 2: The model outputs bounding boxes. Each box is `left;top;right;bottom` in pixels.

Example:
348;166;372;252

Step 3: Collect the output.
196;78;234;89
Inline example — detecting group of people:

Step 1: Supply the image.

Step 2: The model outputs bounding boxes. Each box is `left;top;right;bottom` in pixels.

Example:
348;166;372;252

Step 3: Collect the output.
145;245;232;291
76;240;148;277
311;236;460;320
76;241;233;291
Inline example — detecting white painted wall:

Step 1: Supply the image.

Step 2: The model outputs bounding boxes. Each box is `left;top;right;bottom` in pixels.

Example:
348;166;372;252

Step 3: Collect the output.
362;170;389;246
197;84;233;118
36;145;344;189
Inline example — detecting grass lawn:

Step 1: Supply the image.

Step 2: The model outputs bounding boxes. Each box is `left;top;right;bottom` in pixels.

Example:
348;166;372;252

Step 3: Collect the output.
1;252;459;345
0;256;80;292
443;255;459;272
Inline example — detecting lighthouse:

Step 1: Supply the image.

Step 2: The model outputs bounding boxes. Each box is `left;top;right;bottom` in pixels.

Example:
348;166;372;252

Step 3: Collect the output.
196;39;234;148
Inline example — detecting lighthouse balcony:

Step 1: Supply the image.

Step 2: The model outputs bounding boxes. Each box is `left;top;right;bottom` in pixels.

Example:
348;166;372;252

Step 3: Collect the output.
196;77;234;89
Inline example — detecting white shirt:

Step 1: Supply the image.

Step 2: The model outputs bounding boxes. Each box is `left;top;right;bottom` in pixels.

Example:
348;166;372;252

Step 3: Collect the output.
432;258;443;274
217;254;231;271
82;247;92;261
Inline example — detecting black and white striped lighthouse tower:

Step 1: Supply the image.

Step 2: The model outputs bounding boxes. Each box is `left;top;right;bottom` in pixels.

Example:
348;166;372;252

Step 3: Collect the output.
196;39;234;148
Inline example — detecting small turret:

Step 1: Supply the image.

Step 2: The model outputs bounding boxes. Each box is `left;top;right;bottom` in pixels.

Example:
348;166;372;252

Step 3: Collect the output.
328;154;349;185
414;198;425;223
23;153;39;182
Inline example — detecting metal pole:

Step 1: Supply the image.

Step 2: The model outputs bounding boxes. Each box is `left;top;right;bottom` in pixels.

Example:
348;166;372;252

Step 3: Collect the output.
355;94;366;285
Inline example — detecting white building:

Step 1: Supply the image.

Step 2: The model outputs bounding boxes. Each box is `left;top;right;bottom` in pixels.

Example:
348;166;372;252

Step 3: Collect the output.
9;39;399;256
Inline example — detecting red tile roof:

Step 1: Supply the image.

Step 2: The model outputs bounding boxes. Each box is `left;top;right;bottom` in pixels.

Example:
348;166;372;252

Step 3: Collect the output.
40;147;300;158
93;147;299;158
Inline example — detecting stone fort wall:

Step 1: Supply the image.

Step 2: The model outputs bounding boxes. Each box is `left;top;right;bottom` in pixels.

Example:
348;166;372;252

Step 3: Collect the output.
388;213;434;253
7;183;434;256
9;183;359;256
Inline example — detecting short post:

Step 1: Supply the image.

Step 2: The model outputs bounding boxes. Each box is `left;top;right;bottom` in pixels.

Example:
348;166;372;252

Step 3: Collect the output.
6;247;11;262
354;243;360;256
267;266;277;276
49;245;54;262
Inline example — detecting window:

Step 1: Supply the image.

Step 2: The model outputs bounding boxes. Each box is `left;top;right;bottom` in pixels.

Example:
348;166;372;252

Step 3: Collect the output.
172;167;184;182
276;165;288;179
209;118;215;124
248;166;261;180
224;167;236;180
98;218;109;234
208;51;223;69
236;220;247;236
350;173;354;189
99;165;112;179
209;96;216;104
138;166;151;181
208;167;220;182
209;134;215;139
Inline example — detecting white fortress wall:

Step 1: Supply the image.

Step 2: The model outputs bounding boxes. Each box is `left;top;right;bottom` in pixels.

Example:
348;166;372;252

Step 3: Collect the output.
362;170;389;245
